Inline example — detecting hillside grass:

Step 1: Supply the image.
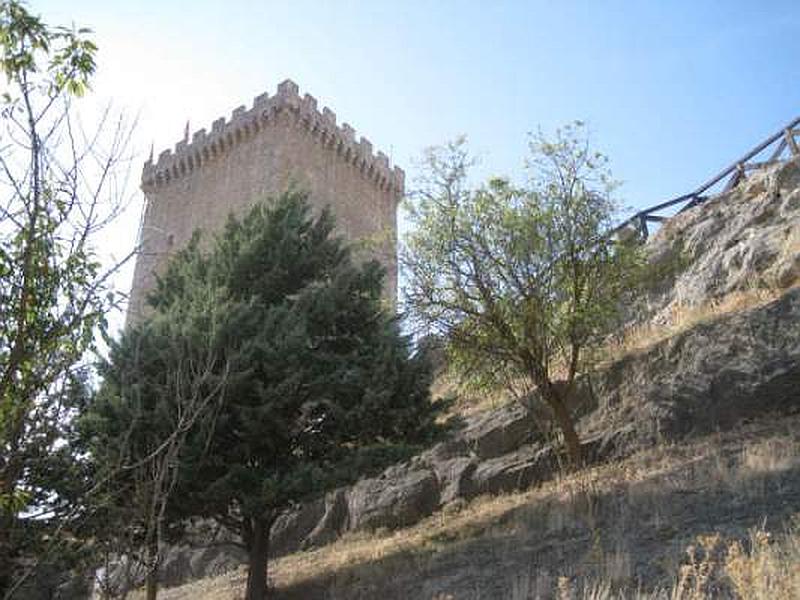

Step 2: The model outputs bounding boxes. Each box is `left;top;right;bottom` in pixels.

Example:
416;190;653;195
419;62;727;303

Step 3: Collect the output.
438;279;800;420
125;283;800;599
600;283;798;366
131;412;800;599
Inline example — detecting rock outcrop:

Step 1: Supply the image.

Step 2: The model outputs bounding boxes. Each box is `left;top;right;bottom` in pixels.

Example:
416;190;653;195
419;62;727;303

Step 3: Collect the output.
642;157;800;324
156;157;800;589
158;285;800;584
585;286;800;455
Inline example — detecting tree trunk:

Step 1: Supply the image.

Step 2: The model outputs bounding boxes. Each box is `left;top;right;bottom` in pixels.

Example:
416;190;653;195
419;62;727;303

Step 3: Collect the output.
145;537;159;600
145;571;158;600
0;520;11;597
542;382;583;467
244;518;271;600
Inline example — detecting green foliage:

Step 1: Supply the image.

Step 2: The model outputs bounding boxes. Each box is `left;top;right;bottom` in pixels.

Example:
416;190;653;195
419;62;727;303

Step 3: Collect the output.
0;3;128;596
0;0;96;97
77;293;230;596
403;123;643;463
94;190;438;599
169;192;437;508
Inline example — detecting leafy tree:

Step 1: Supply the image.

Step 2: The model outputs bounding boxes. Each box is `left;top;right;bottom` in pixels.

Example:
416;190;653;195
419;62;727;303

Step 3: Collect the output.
94;190;439;600
0;2;133;596
403;124;641;465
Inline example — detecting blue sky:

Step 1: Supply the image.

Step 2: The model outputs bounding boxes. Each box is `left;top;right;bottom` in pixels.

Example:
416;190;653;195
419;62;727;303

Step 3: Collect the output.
33;0;800;321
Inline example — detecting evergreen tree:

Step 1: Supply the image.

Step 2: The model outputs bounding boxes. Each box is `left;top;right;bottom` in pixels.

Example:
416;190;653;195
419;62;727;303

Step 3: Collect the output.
94;190;439;600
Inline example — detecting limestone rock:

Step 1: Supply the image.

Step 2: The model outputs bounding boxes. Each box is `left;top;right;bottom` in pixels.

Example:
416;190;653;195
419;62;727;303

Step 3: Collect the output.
270;496;327;556
584;287;800;455
303;488;350;548
431;455;478;504
641;157;800;325
346;463;440;531
472;444;556;496
270;487;350;557
461;401;533;459
158;529;246;589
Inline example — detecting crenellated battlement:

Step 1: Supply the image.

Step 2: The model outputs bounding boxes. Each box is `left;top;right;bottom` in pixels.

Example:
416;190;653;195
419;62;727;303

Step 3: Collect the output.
141;79;405;196
130;79;403;323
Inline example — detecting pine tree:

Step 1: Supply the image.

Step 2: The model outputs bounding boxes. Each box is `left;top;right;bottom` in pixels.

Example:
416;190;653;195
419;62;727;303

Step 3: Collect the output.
93;190;439;600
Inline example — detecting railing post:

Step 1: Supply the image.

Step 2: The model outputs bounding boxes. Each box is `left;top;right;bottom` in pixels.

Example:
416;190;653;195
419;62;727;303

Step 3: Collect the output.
724;162;746;192
786;128;800;156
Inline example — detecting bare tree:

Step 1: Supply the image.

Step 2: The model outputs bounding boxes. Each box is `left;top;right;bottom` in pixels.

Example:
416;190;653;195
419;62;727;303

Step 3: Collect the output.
88;292;232;600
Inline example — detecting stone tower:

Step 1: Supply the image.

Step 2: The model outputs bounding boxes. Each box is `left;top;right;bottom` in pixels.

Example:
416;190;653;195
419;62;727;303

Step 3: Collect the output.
128;80;404;322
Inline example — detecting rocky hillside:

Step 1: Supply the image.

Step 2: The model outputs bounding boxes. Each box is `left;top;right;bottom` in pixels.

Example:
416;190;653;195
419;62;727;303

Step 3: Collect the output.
140;413;800;600
129;157;800;598
641;156;800;322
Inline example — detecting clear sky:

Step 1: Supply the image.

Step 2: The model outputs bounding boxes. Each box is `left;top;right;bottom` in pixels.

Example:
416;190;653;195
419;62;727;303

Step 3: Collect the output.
33;0;800;328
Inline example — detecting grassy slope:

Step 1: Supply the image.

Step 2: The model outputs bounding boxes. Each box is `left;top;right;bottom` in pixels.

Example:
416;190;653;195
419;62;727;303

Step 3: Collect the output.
129;280;800;599
133;410;800;599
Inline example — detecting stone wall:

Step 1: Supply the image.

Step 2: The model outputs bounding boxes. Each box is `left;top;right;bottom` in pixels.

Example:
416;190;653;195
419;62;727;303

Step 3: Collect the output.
128;80;404;321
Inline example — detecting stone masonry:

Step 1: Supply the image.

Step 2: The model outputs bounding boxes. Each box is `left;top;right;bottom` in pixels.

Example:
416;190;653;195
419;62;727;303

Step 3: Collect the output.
128;79;404;321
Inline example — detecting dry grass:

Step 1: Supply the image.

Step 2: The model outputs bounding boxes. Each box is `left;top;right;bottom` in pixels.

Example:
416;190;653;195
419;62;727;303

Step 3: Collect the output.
724;519;800;600
600;283;796;366
129;414;800;599
782;224;800;258
739;436;798;477
153;519;800;600
430;370;512;421
438;282;800;420
550;519;800;600
482;522;800;600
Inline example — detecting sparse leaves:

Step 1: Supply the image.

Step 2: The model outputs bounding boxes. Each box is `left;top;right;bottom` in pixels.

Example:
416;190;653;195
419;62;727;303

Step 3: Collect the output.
0;2;96;99
403;124;643;464
0;3;132;596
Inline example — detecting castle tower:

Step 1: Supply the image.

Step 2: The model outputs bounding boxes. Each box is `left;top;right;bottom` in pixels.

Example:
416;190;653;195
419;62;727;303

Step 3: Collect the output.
128;80;404;322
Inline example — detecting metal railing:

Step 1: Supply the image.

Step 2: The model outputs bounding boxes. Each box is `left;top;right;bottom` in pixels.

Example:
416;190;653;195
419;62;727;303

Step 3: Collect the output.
611;116;800;240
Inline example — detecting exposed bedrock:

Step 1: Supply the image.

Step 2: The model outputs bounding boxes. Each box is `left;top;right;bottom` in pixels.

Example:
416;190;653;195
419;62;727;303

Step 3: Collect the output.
155;158;800;588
